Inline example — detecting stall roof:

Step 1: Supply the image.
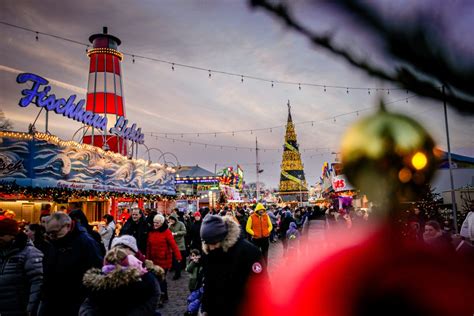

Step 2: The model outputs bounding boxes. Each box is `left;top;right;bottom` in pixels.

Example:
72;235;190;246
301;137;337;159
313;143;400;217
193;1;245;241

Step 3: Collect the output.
175;165;217;178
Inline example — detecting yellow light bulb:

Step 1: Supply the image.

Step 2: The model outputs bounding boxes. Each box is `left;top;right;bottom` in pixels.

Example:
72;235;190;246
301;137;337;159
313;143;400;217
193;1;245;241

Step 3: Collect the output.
411;152;428;170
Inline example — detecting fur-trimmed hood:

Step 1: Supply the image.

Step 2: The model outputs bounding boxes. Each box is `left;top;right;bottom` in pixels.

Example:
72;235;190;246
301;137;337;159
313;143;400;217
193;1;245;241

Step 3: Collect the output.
202;216;240;254
83;267;143;291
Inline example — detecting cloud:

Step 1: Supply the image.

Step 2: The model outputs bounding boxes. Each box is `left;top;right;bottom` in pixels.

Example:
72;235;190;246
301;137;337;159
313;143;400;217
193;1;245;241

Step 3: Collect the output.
0;64;87;94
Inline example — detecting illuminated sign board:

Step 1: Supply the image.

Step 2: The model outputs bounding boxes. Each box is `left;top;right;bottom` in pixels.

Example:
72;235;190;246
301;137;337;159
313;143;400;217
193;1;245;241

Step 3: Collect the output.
16;73;144;144
175;179;219;184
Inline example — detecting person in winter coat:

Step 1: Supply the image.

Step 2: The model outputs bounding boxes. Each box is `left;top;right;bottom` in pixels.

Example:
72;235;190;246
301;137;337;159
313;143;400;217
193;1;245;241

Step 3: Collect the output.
200;215;267;316
69;209;106;256
120;208;148;253
189;212;203;251
98;214;116;251
40;212;103;316
235;208;249;239
168;213;187;280
279;210;295;256
0;218;43;316
25;223;51;257
423;220;453;252
80;247;160;316
147;214;182;305
185;249;204;292
246;203;273;264
286;222;301;255
267;208;278;242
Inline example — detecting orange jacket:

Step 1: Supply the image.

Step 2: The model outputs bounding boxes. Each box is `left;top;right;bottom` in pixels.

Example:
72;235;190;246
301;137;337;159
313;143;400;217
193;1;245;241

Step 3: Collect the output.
246;212;272;239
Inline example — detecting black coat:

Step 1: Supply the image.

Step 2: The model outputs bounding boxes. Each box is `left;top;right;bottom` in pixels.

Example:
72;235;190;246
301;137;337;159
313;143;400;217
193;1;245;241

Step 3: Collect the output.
120;217;148;253
0;233;43;316
80;269;159;316
189;220;202;251
40;223;103;316
201;217;267;316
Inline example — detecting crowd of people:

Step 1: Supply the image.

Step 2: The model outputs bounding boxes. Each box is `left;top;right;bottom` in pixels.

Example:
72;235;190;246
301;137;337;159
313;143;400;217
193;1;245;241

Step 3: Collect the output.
1;201;473;316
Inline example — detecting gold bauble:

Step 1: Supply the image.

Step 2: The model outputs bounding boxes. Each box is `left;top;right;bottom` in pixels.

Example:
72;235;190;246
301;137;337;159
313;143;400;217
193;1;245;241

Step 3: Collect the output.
341;100;439;204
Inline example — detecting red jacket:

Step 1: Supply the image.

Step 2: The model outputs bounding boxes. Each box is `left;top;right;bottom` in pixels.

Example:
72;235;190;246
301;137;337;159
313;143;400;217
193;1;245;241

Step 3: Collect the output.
146;224;182;269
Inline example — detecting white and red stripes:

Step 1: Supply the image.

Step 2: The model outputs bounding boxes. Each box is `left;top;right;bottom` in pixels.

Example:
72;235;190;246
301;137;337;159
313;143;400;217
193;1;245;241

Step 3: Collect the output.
83;50;127;155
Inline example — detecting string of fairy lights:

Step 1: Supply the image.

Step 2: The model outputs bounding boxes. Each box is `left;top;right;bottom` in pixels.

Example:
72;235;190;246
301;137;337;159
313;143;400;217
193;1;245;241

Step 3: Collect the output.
1;21;408;93
1;21;419;155
145;95;418;152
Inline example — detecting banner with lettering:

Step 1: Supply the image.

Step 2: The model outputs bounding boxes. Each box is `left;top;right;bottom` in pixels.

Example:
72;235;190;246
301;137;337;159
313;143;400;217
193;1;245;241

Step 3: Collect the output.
331;175;354;193
0;133;175;195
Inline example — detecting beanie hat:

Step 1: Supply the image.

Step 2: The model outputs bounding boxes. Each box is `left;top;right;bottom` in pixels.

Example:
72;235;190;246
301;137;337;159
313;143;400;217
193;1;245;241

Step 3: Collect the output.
200;215;228;244
255;203;266;212
0;218;19;236
194;211;201;218
111;235;138;253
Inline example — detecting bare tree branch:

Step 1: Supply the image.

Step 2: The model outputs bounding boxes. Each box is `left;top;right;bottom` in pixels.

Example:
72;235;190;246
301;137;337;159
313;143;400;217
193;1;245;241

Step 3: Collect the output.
0;109;13;131
249;0;474;113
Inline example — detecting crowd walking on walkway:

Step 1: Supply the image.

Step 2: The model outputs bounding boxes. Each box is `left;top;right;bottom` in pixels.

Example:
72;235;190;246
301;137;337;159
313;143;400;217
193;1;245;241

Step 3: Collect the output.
1;201;473;315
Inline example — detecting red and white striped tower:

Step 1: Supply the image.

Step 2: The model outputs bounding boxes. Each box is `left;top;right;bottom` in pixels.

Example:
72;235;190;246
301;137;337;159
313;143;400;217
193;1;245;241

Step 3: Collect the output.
83;27;127;155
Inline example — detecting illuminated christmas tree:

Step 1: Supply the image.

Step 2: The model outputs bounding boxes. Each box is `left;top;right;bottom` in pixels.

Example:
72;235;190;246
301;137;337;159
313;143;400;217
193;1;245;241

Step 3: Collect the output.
278;101;308;202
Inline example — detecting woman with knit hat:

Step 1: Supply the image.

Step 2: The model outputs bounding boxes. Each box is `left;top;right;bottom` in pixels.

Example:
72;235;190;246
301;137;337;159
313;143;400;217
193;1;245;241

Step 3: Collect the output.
80;247;160;316
147;214;182;305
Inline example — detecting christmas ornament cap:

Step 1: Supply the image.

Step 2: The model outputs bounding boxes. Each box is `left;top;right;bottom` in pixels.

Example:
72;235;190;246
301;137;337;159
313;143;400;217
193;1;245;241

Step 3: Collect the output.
340;99;439;204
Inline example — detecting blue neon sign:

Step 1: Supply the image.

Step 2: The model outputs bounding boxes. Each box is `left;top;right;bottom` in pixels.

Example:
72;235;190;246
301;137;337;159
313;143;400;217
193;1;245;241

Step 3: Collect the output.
16;73;145;143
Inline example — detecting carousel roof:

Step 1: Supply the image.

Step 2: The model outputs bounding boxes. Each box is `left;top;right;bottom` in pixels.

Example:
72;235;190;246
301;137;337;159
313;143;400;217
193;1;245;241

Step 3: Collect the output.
175;165;217;178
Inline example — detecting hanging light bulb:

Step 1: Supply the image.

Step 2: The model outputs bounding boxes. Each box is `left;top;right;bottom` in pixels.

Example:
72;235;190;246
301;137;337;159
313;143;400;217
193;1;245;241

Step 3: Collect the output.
232;132;235;136
208;70;212;78
241;75;244;83
35;32;39;41
298;83;301;90
172;63;175;71
368;89;371;95
271;81;274;88
346;88;349;94
324;86;327;92
132;55;135;63
387;89;390;95
214;133;217;138
197;133;200;137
